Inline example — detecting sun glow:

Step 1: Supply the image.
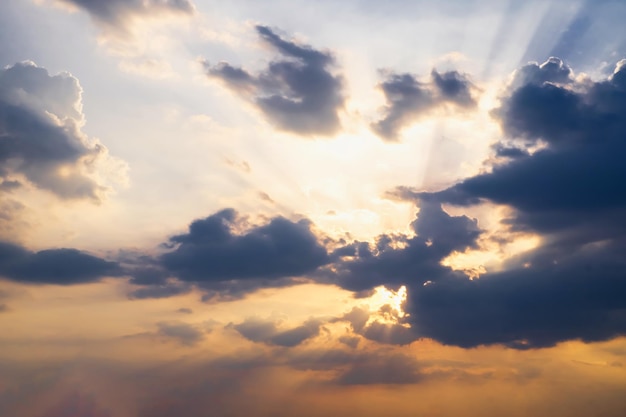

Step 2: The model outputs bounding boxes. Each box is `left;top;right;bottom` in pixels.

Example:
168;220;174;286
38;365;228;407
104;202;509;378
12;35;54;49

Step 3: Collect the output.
366;285;408;325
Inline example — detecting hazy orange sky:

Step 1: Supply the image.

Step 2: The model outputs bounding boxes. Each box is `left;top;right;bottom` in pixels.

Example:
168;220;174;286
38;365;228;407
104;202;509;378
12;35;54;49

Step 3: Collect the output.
1;1;626;416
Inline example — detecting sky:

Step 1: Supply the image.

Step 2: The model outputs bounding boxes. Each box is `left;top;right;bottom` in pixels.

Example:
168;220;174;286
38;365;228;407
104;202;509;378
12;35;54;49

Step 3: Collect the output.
1;0;626;416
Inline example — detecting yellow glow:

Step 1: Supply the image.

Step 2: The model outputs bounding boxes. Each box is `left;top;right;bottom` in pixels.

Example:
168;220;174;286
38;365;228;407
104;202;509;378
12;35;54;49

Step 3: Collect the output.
365;285;408;325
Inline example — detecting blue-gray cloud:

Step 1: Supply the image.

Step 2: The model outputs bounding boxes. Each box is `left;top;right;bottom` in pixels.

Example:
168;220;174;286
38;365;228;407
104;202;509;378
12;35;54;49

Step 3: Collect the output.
0;241;120;285
372;69;476;141
384;58;626;349
129;208;330;301
205;26;344;136
0;61;118;201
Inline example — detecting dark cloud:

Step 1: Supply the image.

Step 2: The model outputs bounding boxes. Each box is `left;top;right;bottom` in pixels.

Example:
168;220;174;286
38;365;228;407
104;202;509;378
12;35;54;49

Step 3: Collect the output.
104;209;330;301
0;62;119;201
0;241;120;285
386;58;626;348
230;317;323;347
152;209;329;299
328;201;480;292
410;249;626;349
205;25;344;136
156;321;204;346
372;69;476;140
419;58;626;232
57;0;194;31
508;57;573;91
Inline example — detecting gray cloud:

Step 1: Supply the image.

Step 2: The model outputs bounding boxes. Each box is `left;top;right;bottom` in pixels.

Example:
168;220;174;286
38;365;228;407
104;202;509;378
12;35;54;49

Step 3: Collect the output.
508;57;573;91
0;241;121;285
383;58;626;348
230;317;323;347
162;209;329;281
57;0;194;32
328;201;481;292
0;61;120;201
205;25;344;136
372;69;476;140
125;209;330;301
156;321;205;346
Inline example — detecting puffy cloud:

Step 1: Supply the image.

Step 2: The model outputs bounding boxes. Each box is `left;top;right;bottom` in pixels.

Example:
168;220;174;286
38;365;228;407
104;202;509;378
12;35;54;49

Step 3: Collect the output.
205;26;344;136
0;61;124;201
420;58;626;233
390;58;626;348
372;69;476;140
162;209;329;280
329;201;481;292
0;241;120;285
508;57;573;91
125;209;330;301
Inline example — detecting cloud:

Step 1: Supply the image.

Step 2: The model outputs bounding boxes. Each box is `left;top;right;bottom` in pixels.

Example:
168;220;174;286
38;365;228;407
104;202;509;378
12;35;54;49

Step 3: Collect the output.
56;0;194;33
0;241;120;285
0;61;124;201
123;209;330;301
205;25;344;136
372;69;476;140
141;208;330;300
156;321;205;346
508;57;573;91
230;317;323;347
388;58;626;348
329;201;481;292
419;58;626;233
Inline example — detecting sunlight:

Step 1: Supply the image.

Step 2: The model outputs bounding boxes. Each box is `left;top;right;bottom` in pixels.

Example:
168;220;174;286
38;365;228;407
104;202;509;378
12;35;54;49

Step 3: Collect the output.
366;285;408;323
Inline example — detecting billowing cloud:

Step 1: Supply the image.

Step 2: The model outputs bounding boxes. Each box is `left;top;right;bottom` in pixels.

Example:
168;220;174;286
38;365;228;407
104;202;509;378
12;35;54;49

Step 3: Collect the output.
388;58;626;348
205;25;344;136
57;0;194;32
372;69;476;140
0;61;124;201
127;208;330;301
0;241;120;285
329;201;481;292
